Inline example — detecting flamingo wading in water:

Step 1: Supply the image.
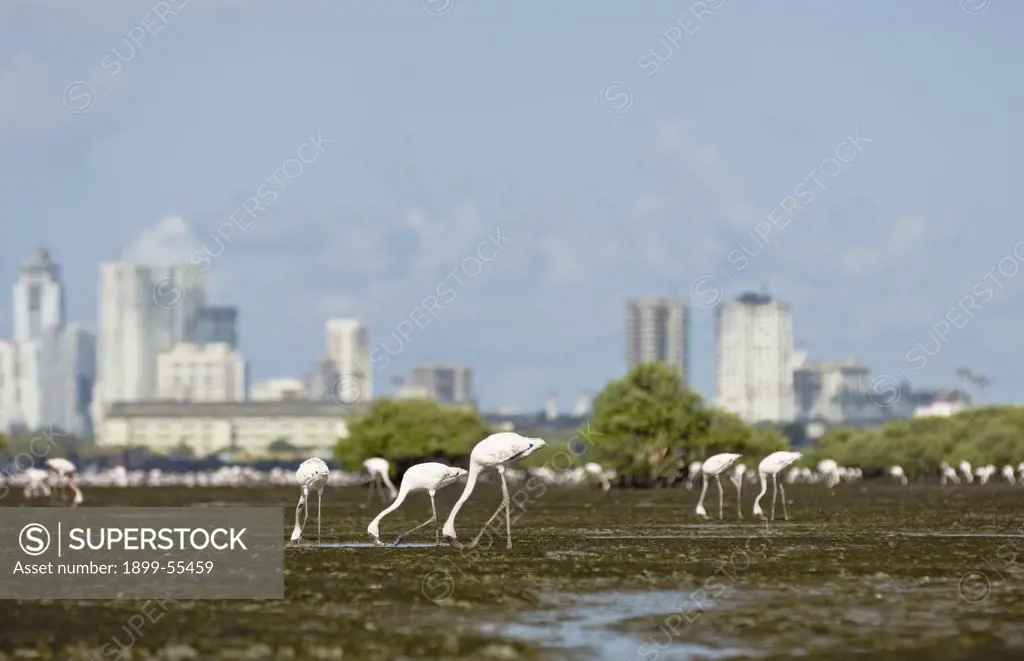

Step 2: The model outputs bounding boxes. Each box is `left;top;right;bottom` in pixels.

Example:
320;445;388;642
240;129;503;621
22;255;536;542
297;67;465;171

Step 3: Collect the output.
363;457;398;505
442;432;546;550
367;462;467;546
695;453;741;520
289;457;329;545
752;451;803;521
46;458;83;506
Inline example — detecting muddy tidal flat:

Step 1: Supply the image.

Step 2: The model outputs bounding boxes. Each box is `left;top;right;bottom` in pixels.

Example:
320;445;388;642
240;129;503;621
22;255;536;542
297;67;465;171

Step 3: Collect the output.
1;482;1022;660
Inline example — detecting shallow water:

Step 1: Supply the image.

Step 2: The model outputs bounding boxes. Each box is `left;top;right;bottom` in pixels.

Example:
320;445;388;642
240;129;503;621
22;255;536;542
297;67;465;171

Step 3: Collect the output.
1;483;1023;659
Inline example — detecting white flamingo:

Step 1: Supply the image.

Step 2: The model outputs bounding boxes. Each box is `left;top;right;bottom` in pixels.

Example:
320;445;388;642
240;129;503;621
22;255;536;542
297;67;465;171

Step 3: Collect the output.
1001;465;1016;485
46;458;83;506
940;462;961;485
730;463;747;518
363;457;398;504
367;462;467;546
289;457;329;545
584;462;612;491
959;461;974;484
442;432;546;550
695;453;741;520
889;465;908;485
752;451;803;521
22;468;51;499
817;459;840;488
685;461;703;490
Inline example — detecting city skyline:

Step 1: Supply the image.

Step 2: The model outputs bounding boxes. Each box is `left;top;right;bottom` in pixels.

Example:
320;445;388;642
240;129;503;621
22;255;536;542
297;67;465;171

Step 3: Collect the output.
1;2;1022;410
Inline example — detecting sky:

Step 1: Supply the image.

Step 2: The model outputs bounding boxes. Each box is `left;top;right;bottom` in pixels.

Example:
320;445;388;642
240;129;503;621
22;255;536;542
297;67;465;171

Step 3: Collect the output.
0;0;1022;412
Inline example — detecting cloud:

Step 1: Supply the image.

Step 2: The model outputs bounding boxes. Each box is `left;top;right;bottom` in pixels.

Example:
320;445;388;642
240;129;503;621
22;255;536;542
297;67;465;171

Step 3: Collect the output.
122;215;200;264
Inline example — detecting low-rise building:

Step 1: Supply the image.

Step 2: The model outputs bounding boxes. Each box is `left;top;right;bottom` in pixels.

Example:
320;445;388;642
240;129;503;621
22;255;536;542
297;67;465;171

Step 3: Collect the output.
99;400;365;456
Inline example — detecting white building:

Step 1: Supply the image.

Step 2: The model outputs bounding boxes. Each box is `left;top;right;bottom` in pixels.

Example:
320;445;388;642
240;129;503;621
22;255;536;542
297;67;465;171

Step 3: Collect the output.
99;400;362;457
250;378;308;401
794;359;871;423
0;340;20;431
325;318;372;403
156;342;247;402
625;298;689;382
715;292;794;423
410;363;474;404
11;248;66;430
914;400;967;418
93;263;204;426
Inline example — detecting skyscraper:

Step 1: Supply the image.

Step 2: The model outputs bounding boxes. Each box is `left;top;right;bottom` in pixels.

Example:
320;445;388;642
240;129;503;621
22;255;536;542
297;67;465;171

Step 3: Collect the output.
325;318;372;403
715;292;794;423
196;306;238;349
93;263;204;426
625;298;689;382
11;248;66;430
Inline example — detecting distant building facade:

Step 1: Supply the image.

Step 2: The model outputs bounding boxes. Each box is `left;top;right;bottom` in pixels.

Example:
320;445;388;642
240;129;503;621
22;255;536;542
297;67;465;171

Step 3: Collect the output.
793;359;872;423
625;298;689;382
325;318;372;404
99;400;363;457
195;306;238;349
410;364;474;405
250;378;308;401
156;342;247;402
715;292;794;423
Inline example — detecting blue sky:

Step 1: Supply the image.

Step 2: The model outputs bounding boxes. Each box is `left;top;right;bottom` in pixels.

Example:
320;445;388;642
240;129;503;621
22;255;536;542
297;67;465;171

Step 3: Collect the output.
0;0;1021;412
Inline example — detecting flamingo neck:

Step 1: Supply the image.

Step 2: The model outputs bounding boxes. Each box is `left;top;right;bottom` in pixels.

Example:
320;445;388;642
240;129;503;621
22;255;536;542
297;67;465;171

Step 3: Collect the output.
369;487;409;533
442;464;483;533
753;471;769;507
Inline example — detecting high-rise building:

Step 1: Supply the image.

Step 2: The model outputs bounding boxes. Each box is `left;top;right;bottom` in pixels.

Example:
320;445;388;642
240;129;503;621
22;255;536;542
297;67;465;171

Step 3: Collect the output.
93;263;205;426
410;364;474;405
13;247;65;343
196;306;238;349
156;342;247;402
625;298;689;382
715;292;794;423
58;324;96;437
11;248;66;430
306;357;340;401
0;340;20;432
325;318;372;404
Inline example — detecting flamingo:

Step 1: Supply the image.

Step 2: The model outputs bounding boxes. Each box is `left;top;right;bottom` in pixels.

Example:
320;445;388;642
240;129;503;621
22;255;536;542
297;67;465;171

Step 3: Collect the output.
289;457;329;545
442;432;546;550
817;459;840;488
45;458;83;506
22;468;51;499
367;462;468;546
958;461;974;484
752;451;803;521
363;457;398;505
584;462;612;491
889;465;908;485
729;463;747;518
1001;465;1016;485
940;462;961;485
695;453;741;520
684;461;703;490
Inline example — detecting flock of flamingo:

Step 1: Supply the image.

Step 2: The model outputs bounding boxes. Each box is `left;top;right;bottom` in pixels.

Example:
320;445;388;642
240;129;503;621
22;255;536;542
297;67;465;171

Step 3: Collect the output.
5;432;1021;549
